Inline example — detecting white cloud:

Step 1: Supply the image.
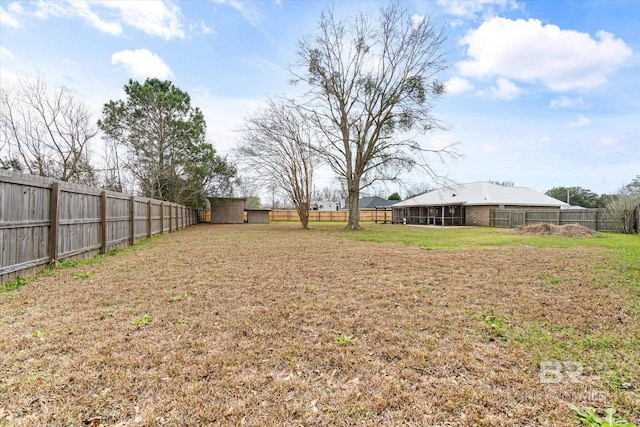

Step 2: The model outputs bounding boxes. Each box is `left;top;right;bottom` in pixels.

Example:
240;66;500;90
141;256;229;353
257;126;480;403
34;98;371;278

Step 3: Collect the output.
445;77;474;95
0;5;20;28
200;20;213;35
72;1;123;35
411;14;425;30
213;0;262;28
32;1;63;19
189;20;215;35
32;1;121;34
438;0;520;19
0;45;14;61
32;0;184;39
447;18;464;28
422;130;457;152
458;17;633;92
489;78;521;100
8;2;23;14
99;1;185;40
111;49;174;80
549;96;584;110
570;114;591;127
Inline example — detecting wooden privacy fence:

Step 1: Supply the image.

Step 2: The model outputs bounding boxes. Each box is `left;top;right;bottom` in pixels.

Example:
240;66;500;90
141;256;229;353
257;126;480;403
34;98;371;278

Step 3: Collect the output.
268;209;392;223
489;208;618;231
1;171;200;285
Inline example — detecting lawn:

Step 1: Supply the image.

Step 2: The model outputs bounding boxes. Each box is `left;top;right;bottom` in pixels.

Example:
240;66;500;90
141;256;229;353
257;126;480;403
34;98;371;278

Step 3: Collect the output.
1;223;638;426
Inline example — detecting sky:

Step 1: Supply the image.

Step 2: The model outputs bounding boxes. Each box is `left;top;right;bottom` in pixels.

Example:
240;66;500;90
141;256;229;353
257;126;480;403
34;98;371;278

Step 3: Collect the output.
1;0;638;198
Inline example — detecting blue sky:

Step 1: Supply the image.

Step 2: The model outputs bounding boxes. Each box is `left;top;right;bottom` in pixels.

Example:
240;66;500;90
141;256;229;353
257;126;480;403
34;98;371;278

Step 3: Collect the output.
1;0;638;197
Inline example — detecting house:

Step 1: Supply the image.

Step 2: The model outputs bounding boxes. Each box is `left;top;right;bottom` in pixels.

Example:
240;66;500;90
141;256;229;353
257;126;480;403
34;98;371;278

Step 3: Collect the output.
391;182;568;226
311;200;340;211
343;196;398;211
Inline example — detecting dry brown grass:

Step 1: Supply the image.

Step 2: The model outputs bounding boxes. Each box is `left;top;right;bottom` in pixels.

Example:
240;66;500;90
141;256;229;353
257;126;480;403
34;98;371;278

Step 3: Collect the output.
1;224;638;426
517;223;596;237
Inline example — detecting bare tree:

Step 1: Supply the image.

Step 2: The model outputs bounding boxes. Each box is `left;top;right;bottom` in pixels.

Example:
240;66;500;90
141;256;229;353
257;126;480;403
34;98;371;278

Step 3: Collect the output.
293;2;457;229
0;78;98;184
237;98;317;229
607;186;640;234
405;181;435;198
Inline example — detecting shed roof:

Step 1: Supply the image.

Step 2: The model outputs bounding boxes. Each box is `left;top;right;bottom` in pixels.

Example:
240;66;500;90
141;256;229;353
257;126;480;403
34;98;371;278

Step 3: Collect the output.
393;182;568;208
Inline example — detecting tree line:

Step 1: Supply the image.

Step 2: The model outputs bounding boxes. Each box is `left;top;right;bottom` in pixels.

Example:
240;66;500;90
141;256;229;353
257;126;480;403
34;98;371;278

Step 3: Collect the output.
1;77;235;208
545;179;640;234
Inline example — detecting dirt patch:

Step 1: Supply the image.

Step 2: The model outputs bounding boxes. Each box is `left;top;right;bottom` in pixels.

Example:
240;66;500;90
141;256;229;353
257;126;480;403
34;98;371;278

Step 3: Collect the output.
0;224;637;426
517;223;596;237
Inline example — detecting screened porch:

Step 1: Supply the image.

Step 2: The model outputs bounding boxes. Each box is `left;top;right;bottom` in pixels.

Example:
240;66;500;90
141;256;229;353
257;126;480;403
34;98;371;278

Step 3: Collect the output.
392;205;465;226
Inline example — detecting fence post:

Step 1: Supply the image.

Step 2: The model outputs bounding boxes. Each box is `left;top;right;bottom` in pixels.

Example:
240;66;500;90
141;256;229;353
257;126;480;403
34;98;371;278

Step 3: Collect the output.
48;182;60;263
148;199;152;238
130;196;136;245
101;191;108;254
169;204;173;232
160;202;164;234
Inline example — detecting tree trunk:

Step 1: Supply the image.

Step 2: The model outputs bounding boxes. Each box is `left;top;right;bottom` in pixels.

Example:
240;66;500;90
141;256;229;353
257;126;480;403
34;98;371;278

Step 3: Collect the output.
297;204;310;229
346;184;361;230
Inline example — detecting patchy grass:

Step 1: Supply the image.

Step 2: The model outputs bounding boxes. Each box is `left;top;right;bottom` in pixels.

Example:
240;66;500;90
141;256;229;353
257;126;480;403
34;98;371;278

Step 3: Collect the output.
0;222;638;426
333;334;356;346
0;276;29;293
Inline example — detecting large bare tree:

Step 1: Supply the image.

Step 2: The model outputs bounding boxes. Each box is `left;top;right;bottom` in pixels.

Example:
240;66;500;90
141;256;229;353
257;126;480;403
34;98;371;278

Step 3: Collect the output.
237;98;316;229
0;78;98;184
293;3;456;229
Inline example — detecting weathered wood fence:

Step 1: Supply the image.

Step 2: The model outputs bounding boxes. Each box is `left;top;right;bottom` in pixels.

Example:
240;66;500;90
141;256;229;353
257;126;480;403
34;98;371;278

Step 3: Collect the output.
489;208;619;231
202;209;393;223
1;171;200;285
268;209;392;223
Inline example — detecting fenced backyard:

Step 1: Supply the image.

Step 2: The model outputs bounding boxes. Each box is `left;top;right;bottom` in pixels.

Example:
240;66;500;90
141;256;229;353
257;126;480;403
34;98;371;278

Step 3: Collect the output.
1;223;638;425
489;208;620;231
0;171;200;285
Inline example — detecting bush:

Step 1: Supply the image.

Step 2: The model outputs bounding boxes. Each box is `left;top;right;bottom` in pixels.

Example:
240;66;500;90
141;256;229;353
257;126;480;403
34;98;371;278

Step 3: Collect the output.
606;188;640;234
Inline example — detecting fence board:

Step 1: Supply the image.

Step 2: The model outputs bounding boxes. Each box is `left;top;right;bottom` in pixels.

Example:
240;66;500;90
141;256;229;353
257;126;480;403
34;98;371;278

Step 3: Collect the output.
265;209;393;223
525;210;559;225
490;208;619;231
1;171;199;284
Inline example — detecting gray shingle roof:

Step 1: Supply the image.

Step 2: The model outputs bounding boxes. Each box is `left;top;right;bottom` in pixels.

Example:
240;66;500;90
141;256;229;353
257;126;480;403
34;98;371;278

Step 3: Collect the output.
358;196;398;209
393;182;568;208
343;196;398;210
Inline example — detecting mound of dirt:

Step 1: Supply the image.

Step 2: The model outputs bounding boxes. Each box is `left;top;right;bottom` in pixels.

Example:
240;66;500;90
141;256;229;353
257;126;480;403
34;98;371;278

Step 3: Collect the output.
517;223;596;237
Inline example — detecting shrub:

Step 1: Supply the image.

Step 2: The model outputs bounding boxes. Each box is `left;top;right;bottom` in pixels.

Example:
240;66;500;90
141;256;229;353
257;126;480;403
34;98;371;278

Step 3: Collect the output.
606;188;640;234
